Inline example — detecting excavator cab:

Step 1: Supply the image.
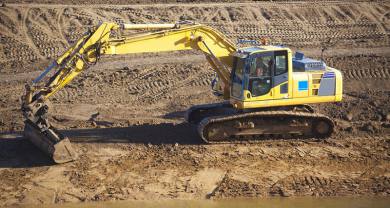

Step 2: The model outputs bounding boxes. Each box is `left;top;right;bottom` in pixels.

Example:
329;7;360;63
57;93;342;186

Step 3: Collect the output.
229;46;342;110
230;46;291;108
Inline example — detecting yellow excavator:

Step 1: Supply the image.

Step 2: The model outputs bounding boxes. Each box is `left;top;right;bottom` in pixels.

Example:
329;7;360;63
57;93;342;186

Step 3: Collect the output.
22;21;342;163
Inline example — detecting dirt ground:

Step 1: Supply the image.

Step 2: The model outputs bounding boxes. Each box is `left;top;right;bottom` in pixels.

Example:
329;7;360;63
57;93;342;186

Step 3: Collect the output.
0;1;390;206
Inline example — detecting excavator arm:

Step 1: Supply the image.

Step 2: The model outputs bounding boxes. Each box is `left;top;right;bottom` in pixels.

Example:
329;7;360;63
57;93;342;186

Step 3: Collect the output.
22;21;237;163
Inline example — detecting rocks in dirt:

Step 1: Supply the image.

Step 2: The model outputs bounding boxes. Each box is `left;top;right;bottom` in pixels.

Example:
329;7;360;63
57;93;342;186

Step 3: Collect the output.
337;120;354;132
345;114;353;122
362;123;375;133
276;186;293;197
381;122;390;128
345;112;354;121
0;3;5;7
386;113;390;122
375;114;384;122
361;122;381;133
91;121;97;127
208;176;264;198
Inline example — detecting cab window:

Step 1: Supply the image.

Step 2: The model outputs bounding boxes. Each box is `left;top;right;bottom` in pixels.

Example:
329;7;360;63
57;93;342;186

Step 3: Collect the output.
231;57;245;98
248;53;273;97
274;51;288;76
250;55;272;77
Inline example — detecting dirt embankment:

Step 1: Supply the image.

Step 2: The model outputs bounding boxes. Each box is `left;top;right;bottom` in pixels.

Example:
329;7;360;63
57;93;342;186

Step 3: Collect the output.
0;1;390;206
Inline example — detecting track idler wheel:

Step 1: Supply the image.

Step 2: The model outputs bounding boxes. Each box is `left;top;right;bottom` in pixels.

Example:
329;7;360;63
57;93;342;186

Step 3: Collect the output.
24;121;78;163
311;118;334;138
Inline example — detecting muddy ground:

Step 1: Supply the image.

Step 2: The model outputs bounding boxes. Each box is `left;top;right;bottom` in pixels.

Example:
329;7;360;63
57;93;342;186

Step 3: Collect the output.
0;1;390;206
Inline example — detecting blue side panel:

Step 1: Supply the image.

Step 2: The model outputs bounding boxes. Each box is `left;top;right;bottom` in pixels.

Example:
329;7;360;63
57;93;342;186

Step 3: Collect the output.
298;81;308;91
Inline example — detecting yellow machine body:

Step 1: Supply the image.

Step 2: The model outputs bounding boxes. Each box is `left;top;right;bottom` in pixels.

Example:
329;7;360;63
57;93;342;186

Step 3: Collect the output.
30;22;342;111
22;22;343;163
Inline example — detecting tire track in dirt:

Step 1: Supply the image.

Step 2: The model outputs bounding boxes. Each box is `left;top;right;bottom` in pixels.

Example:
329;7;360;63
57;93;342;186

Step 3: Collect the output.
325;55;390;80
57;8;70;48
126;64;210;104
1;2;389;74
22;8;45;60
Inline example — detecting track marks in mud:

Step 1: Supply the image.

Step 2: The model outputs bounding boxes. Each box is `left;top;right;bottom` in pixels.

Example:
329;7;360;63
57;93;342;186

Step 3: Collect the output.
209;20;386;48
0;36;37;72
26;21;65;59
0;9;19;35
109;63;213;104
126;64;212;103
52;86;81;103
197;162;390;199
269;174;390;197
344;67;390;80
325;55;390;80
1;2;390;74
51;62;214;106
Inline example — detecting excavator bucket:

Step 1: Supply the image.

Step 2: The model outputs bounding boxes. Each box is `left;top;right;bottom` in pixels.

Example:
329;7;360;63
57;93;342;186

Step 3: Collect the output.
24;121;77;163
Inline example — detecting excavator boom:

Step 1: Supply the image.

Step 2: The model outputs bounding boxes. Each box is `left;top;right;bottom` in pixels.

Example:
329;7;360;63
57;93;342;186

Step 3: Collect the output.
22;22;237;163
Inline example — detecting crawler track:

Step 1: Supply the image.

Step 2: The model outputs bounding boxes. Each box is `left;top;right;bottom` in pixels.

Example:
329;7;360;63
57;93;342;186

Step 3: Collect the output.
198;110;333;143
186;103;334;143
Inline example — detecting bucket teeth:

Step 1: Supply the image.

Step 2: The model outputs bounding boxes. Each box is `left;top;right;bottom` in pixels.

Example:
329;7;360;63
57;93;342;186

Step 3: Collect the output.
24;121;78;163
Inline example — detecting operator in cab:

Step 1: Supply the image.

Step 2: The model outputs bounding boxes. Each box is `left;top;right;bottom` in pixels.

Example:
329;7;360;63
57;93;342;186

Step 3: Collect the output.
250;55;273;97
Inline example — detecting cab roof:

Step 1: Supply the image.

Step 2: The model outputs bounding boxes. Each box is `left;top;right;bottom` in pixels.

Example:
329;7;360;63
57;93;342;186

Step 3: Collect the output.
237;45;290;55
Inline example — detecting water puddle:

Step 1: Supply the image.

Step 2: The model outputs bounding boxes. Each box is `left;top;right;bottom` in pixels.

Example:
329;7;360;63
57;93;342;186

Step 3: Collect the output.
19;197;390;208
